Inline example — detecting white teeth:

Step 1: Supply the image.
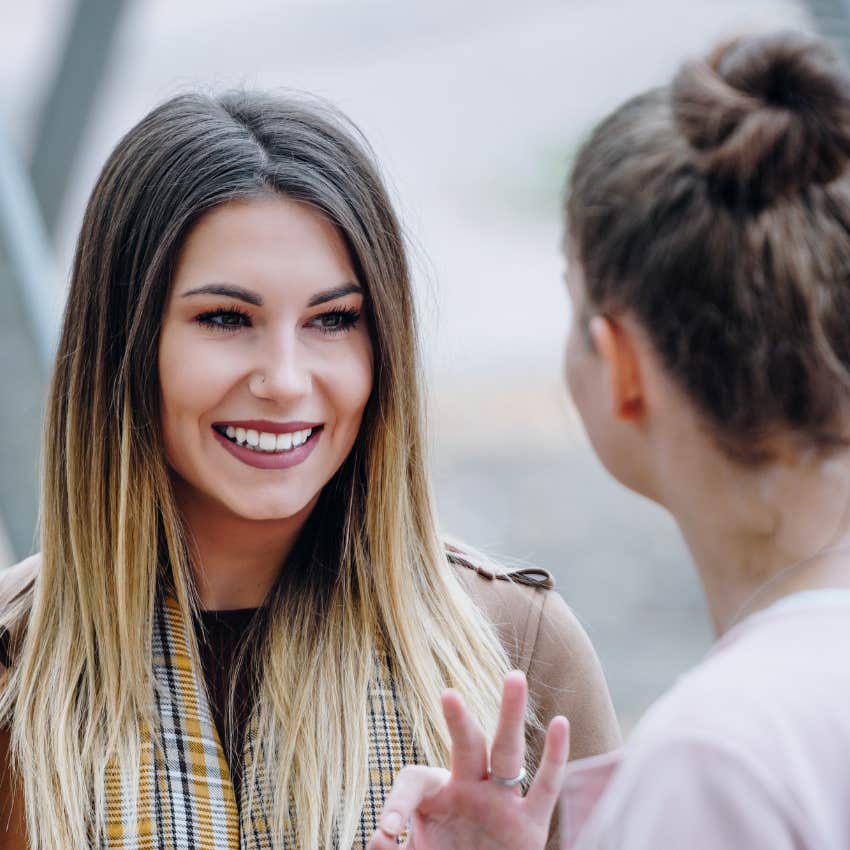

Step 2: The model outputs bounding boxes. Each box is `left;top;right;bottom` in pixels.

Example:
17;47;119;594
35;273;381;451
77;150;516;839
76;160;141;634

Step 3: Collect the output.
222;426;315;452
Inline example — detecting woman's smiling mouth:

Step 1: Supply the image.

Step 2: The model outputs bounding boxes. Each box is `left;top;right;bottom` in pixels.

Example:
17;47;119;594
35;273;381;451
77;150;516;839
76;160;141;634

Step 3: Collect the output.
211;421;324;469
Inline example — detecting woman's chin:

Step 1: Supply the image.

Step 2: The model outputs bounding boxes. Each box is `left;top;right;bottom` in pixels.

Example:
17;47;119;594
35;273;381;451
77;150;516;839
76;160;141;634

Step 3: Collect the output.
169;469;319;525
215;491;317;524
227;502;312;523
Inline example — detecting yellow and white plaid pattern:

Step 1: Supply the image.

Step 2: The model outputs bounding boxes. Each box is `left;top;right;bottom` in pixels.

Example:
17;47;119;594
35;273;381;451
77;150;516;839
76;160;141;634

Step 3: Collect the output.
102;596;420;849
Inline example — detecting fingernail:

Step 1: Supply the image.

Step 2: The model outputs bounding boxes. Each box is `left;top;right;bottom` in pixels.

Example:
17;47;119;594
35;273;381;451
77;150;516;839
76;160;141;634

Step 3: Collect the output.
380;811;403;836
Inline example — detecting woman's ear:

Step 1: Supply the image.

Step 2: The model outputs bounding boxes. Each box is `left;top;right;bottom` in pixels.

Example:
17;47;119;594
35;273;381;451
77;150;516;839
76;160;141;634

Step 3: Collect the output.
588;315;645;422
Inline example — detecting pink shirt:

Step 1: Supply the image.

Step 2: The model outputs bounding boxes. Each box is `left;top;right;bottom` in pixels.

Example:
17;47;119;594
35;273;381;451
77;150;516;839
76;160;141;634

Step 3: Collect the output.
560;591;850;849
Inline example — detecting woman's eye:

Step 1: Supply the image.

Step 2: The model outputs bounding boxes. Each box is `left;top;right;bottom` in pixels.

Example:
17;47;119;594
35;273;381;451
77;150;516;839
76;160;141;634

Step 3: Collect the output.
195;308;252;332
311;308;361;334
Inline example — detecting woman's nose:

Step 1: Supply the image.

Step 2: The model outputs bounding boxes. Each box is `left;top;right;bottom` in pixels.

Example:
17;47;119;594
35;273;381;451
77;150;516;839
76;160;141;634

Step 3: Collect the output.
248;333;311;403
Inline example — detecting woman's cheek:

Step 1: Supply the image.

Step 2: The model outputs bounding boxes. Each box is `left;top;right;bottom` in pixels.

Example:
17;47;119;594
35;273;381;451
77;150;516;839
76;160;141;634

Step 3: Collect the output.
162;329;237;406
334;334;374;418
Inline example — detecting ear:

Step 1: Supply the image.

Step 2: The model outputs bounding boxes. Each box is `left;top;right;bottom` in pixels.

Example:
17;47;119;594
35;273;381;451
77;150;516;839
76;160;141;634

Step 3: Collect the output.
588;315;645;421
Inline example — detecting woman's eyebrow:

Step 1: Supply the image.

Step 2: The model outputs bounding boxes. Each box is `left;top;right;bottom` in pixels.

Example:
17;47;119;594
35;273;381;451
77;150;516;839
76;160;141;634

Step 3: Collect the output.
181;284;263;306
179;282;363;307
307;283;363;307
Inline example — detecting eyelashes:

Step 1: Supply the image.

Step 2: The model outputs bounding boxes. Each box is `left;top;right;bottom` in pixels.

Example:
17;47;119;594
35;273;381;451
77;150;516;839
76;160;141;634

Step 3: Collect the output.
194;305;253;332
194;305;362;336
308;306;361;334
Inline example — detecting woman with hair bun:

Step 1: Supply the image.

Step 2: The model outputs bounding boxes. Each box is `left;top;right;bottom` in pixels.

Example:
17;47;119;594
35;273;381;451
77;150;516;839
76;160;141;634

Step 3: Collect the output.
370;30;850;850
0;92;620;849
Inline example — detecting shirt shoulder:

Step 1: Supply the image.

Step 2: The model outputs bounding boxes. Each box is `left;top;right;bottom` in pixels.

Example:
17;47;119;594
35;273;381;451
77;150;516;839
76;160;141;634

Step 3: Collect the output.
0;555;39;604
574;607;850;850
572;732;804;850
0;554;39;670
448;543;553;672
635;604;850;753
449;545;621;762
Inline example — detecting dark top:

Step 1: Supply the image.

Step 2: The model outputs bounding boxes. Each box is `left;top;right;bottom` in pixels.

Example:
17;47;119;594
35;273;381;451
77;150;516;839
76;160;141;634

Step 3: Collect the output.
194;608;259;808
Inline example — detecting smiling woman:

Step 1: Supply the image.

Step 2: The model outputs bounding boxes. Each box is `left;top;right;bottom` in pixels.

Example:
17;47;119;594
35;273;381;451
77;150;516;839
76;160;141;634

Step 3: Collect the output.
159;198;375;605
0;92;619;850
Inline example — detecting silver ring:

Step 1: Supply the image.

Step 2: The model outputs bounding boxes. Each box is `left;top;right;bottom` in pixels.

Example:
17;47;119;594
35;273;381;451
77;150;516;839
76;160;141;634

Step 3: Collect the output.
487;766;526;787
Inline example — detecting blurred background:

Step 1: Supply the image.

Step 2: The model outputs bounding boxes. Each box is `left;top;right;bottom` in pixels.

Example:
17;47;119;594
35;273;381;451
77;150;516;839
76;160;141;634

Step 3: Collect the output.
1;0;842;729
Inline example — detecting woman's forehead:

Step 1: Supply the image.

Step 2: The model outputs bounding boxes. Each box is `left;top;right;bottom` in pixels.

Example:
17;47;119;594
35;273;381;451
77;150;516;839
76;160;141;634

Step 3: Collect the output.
171;197;359;303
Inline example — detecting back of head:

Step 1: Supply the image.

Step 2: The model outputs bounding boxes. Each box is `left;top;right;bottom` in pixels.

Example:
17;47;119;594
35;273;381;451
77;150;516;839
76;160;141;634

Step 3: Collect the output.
567;31;850;462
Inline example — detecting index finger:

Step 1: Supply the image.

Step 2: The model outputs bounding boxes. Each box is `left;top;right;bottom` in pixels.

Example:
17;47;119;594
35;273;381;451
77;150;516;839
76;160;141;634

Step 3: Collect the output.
442;688;489;781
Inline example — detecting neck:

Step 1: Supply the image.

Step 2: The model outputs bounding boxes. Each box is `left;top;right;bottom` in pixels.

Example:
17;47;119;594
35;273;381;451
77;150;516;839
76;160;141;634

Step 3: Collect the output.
659;443;850;636
172;478;315;611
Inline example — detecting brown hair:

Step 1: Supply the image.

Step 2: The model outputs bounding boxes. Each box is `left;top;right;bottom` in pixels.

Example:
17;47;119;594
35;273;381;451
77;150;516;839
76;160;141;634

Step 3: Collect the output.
567;31;850;461
2;91;510;849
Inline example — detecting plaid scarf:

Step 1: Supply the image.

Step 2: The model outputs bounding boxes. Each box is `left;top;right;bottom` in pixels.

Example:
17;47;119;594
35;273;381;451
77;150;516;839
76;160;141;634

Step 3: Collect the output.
101;595;420;849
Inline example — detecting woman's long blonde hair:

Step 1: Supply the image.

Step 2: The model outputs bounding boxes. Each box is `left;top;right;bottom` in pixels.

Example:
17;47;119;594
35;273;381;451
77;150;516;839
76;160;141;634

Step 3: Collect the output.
0;92;511;849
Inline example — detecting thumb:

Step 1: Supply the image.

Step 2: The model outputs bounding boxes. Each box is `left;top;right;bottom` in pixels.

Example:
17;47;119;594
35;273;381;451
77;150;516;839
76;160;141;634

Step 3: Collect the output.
367;765;451;850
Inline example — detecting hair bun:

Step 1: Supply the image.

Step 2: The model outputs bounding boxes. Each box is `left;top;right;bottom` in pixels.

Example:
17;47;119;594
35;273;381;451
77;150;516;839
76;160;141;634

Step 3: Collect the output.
672;31;850;204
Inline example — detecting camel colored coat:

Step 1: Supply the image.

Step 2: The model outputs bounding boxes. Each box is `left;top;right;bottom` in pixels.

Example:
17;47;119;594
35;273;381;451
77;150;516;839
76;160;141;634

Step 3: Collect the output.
0;555;620;848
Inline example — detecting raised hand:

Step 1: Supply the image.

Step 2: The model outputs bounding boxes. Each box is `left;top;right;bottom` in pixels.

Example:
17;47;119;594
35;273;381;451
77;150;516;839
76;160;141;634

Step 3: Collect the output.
367;670;570;850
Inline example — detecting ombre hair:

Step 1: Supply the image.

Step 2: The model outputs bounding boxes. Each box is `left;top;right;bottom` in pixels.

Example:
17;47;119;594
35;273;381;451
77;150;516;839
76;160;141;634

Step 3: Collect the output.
0;92;510;849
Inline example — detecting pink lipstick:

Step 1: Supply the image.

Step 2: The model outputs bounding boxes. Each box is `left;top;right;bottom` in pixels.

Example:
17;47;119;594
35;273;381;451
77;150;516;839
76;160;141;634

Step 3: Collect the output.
211;422;323;470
